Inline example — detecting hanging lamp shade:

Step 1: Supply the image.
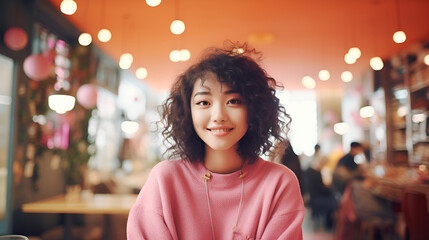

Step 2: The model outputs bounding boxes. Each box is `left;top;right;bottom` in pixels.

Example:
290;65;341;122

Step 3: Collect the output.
23;54;52;81
76;83;98;109
4;27;28;51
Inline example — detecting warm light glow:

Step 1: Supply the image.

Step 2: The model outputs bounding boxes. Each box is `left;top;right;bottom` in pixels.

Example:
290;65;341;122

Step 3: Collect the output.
169;49;190;62
169;50;181;62
180;49;191;61
121;120;140;136
119;53;133;69
360;106;375;118
333;122;349;135
348;47;361;59
78;33;92;46
170;20;185;35
146;0;161;7
397;106;408;118
412;113;426;123
98;29;112;42
341;71;353;82
318;69;330;81
60;0;77;15
233;48;244;54
344;53;357;64
370;57;384;71
136;67;148;79
302;76;316;89
48;94;76;114
424;54;429;66
393;30;406;44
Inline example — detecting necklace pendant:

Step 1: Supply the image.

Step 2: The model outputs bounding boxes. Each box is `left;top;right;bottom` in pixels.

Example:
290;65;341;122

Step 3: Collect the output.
203;172;212;180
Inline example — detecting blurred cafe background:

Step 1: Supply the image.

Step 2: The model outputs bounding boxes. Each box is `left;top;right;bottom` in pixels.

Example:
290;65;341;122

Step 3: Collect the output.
1;0;429;239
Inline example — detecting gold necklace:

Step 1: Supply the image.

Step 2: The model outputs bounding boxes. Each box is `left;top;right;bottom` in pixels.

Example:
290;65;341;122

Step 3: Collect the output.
202;170;248;240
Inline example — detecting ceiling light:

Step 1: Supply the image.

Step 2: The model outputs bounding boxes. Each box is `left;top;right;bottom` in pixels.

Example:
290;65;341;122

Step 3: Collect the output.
180;49;191;61
78;33;92;46
98;29;112;42
341;71;353;82
302;76;316;89
344;53;357;64
48;94;76;114
119;53;133;69
60;0;77;15
393;0;406;44
370;57;384;71
393;30;406;44
146;0;161;7
423;54;429;66
318;70;330;81
136;67;148;79
170;20;185;35
333;122;349;135
348;47;361;59
169;50;181;62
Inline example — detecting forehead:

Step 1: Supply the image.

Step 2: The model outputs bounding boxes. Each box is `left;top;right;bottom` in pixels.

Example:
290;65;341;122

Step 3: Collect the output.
192;73;232;92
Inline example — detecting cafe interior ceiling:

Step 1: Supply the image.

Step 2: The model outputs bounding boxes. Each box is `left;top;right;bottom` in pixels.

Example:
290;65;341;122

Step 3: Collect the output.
46;0;429;92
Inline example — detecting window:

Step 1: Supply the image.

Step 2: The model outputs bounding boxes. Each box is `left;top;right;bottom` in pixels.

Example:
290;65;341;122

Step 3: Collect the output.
277;90;318;156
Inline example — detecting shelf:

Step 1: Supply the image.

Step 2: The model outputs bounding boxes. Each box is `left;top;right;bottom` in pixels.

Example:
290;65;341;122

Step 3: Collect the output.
392;145;408;152
393;123;406;129
411;80;429;93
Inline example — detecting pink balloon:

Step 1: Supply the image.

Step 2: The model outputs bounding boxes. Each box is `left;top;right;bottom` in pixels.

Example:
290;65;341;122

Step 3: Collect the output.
4;27;28;51
23;54;52;81
77;84;98;109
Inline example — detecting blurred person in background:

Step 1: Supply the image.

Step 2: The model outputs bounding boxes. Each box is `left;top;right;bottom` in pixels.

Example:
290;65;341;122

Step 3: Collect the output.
280;141;304;195
304;144;337;231
331;142;365;198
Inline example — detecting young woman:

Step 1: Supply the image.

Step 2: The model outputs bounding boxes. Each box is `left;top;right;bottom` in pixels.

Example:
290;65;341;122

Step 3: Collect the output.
127;43;305;240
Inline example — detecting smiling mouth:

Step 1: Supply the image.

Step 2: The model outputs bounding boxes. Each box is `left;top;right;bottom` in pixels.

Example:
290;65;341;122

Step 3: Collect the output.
208;128;233;132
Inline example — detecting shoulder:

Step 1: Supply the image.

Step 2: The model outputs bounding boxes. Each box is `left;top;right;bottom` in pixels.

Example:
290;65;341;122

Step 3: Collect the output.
252;158;297;181
147;159;187;180
250;158;304;209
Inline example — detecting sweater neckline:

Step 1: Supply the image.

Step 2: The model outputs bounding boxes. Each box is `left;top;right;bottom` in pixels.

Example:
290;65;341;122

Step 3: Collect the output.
187;157;261;187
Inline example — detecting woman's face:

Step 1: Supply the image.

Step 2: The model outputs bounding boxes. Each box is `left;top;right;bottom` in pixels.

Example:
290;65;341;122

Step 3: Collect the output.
190;73;248;152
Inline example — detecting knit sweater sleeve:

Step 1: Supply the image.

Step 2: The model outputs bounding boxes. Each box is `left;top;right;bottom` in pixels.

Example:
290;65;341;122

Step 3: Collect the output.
126;163;174;240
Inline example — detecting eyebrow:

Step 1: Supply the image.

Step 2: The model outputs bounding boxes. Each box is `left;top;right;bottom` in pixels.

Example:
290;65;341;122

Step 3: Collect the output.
193;89;240;98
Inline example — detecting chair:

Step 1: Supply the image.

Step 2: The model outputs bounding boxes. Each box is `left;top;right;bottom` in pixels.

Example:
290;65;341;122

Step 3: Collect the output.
0;235;29;240
402;190;429;240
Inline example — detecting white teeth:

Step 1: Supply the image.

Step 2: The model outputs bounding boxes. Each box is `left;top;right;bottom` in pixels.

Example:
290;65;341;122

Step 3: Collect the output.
211;129;230;132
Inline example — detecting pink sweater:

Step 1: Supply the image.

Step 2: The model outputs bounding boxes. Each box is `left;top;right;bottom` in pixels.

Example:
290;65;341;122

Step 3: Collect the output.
127;157;305;240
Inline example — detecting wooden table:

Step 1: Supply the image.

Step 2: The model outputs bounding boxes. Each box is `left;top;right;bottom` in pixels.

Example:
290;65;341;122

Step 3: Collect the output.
365;177;429;212
22;193;137;240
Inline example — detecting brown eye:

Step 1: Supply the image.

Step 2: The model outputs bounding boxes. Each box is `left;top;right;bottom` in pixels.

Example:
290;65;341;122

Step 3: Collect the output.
228;99;243;105
196;101;209;106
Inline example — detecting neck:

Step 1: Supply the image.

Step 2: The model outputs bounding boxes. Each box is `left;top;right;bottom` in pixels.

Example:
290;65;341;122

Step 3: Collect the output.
204;147;244;174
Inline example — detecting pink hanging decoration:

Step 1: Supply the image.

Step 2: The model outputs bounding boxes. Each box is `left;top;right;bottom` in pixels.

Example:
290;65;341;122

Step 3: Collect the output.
4;27;28;51
77;83;98;109
23;54;52;81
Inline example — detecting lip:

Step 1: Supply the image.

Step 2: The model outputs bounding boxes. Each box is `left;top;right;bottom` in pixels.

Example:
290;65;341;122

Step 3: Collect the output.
207;127;233;136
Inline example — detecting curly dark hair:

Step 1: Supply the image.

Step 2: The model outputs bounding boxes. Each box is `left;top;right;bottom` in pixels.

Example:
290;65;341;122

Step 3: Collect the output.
159;42;291;164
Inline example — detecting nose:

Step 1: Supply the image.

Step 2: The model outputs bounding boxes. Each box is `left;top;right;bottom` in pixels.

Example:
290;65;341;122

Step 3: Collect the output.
211;103;227;122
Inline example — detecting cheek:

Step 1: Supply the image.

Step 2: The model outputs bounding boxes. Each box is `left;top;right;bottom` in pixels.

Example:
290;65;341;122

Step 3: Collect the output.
191;108;204;127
